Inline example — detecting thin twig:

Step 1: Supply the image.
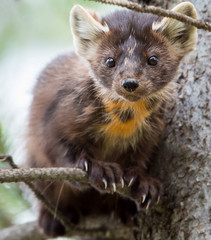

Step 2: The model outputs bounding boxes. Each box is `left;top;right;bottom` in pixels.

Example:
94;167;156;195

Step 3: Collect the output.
0;155;18;168
0;166;133;200
0;155;73;233
0;155;137;235
87;0;211;31
0;155;133;199
0;167;87;183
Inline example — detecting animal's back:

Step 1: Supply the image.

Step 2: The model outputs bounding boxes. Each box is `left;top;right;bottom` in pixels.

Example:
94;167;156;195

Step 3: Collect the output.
27;52;96;167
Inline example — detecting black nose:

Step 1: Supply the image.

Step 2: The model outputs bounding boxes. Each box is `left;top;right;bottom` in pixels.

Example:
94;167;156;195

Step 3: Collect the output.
122;78;139;92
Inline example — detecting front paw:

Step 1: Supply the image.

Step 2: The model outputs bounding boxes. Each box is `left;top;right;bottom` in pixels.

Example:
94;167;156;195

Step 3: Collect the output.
124;167;163;210
75;157;124;193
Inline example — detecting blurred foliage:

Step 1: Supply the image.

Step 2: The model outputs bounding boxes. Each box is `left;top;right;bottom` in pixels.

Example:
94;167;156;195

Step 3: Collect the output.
0;123;6;154
0;122;30;229
0;122;7;169
0;0;105;56
0;123;28;229
0;183;30;229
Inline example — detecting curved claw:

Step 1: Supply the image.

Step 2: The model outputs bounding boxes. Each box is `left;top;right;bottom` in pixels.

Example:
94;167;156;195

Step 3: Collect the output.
142;194;146;203
102;178;107;189
112;183;116;193
84;161;88;172
128;177;134;187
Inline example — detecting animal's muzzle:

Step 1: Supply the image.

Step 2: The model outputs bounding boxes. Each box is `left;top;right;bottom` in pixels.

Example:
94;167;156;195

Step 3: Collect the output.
121;78;139;92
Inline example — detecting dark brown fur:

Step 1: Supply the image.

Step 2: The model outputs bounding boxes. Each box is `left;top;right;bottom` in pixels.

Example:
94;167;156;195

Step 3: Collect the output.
26;4;197;237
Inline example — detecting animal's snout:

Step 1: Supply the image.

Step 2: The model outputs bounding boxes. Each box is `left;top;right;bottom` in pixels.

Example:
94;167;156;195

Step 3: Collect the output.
121;78;139;92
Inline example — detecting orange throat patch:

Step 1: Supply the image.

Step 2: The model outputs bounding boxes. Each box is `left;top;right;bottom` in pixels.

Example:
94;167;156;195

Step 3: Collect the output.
100;99;151;138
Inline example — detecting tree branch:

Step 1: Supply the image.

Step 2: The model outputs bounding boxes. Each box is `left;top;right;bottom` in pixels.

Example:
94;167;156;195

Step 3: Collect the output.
0;167;86;183
0;222;46;240
0;218;136;240
0;155;77;233
87;0;211;31
0;155;134;202
0;155;142;238
0;154;138;239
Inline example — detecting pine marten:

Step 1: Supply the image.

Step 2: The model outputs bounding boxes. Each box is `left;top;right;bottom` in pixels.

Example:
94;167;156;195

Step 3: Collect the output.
26;2;197;237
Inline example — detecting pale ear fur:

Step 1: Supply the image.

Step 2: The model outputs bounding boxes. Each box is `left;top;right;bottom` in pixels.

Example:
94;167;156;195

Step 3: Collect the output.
70;5;109;58
152;2;198;56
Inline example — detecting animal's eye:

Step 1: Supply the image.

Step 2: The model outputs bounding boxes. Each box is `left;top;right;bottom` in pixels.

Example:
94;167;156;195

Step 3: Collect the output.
106;57;115;68
147;56;159;66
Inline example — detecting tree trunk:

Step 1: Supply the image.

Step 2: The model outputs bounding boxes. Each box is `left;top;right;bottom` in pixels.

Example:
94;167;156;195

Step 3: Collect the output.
134;0;211;239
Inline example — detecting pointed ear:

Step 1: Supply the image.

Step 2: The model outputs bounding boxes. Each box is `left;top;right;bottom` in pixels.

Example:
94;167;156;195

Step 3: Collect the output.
152;2;198;57
70;5;109;59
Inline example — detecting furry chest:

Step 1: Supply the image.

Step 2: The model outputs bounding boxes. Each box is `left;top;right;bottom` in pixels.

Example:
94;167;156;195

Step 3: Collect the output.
99;100;151;139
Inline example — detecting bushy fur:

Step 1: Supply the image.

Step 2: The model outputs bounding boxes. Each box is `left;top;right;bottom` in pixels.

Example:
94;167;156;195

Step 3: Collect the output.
26;2;197;237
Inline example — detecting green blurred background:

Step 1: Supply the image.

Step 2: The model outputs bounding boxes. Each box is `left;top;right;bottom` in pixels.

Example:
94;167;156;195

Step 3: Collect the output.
0;0;114;238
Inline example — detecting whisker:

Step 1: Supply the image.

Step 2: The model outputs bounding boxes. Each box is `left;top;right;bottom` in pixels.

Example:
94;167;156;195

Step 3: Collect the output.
53;182;65;220
41;181;55;194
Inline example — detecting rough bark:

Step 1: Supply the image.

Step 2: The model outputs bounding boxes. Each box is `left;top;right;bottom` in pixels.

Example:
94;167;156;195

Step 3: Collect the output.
133;0;211;239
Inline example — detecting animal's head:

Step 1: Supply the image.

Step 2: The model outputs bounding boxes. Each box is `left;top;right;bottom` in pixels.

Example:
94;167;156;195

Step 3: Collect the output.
70;2;197;102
